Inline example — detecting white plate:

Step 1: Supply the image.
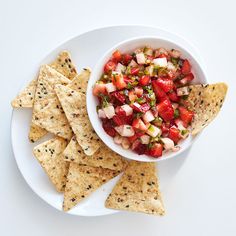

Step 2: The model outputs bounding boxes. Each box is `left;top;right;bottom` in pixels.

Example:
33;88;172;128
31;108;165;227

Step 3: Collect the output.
11;25;202;216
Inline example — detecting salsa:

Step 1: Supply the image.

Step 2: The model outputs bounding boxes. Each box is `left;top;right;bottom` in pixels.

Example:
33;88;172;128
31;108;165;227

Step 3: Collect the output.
93;46;194;158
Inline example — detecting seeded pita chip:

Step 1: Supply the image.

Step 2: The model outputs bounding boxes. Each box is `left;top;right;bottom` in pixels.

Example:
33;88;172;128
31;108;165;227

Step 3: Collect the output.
32;65;73;140
69;68;91;94
33;137;69;192
11;79;37;108
28;122;47;142
50;51;77;80
63;136;128;171
185;83;228;135
63;163;119;211
55;84;102;155
105;161;165;216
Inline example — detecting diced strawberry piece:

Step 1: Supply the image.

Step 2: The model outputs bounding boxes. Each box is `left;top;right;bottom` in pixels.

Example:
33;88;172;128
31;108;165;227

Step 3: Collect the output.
104;60;117;73
132;118;148;131
102;119;116;137
168;90;180;102
122;54;133;65
168;126;181;144
115;106;126;116
156;99;174;122
123;75;132;83
112;74;127;90
181;59;191;75
113;115;125;126
139;75;151;86
134;87;143;97
131;140;147;155
112;50;122;62
132;103;150;113
161;123;170;135
128;132;144;143
152;80;168;101
148;143;163;158
93;83;107;96
179;73;194;85
128;90;137;102
178;106;194;125
155;77;174;93
110;91;126;104
130;67;140;75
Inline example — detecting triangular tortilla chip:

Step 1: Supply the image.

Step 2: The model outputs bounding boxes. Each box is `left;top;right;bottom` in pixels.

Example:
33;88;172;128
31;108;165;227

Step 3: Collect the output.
11;79;37;108
12;51;77;109
69;68;91;94
28;122;47;142
105;161;165;216
63;162;119;211
33;137;69;192
50;51;77;80
55;84;102;155
185;83;228;135
63;136;128;171
32;65;73;140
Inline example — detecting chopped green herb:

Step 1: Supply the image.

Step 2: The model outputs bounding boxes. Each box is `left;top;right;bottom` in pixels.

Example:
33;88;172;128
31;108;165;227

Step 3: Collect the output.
174;109;180;118
170;57;179;67
150;100;156;107
135;112;143;118
153;117;163;127
136;97;146;104
181;129;188;136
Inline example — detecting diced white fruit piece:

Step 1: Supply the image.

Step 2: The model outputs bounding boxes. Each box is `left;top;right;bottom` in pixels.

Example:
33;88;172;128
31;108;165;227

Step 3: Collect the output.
133;102;141;109
140;135;150;144
145;65;154;76
121;138;131;149
172;103;179;109
153;57;168;67
105;83;116;93
121;104;133;116
128;60;138;67
115;63;126;73
172;145;180;152
103;105;115;119
167;62;176;71
161;138;174;150
146;125;161;137
142;110;155;123
177;87;189;96
115;125;135;137
113;135;123;145
136;52;146;64
98;109;106;118
175;120;185;131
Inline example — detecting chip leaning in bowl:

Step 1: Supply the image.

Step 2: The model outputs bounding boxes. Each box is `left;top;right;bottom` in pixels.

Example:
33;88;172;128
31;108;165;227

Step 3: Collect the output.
93;46;196;158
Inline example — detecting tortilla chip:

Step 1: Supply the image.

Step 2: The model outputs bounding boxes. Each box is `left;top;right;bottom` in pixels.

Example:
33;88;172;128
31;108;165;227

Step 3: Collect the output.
105;161;165;216
32;65;73;140
55;84;102;155
185;83;228;135
63;136;128;171
50;51;77;80
11;79;37;108
28;122;47;142
33;137;69;192
69;68;91;94
63;163;119;211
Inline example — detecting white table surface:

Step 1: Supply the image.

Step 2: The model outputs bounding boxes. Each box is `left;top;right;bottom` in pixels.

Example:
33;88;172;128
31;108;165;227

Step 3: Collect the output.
1;0;236;235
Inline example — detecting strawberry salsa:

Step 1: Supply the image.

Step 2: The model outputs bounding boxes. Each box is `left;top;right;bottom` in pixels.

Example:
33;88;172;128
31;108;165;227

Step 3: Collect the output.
93;47;194;158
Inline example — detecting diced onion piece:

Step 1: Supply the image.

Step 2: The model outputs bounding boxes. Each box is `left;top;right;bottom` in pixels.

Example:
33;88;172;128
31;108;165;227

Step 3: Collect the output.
121;104;133;116
114;135;123;144
142;110;155;123
136;52;146;64
121;138;131;149
115;125;135;137
167;62;176;71
103;105;115;119
153;57;168;67
105;83;116;93
172;103;179;109
140;135;150;144
133;102;141;109
146;125;161;137
115;63;126;73
161;138;174;150
145;65;154;76
175;120;185;131
98;109;106;118
177;87;189;96
128;60;138;67
172;145;181;152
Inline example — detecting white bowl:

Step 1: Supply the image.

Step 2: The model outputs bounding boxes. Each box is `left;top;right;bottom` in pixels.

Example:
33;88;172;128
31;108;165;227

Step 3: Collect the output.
87;36;207;162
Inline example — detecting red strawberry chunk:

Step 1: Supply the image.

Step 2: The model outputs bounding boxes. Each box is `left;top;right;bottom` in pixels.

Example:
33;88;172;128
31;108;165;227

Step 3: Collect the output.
155;77;174;93
130;67;140;75
168;126;181;144
179;73;194;85
168;90;180;102
139;75;151;86
110;91;126;104
148;143;163;158
156;99;174;122
102;119;116;137
152;80;168;101
178;106;194;125
131;140;147;155
181;59;191;75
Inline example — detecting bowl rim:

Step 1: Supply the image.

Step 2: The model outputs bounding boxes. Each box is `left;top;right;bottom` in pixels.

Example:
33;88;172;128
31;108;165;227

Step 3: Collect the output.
87;35;207;162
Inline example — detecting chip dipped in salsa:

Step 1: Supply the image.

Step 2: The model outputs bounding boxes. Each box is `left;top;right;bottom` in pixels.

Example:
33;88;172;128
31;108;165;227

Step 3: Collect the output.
93;46;195;158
